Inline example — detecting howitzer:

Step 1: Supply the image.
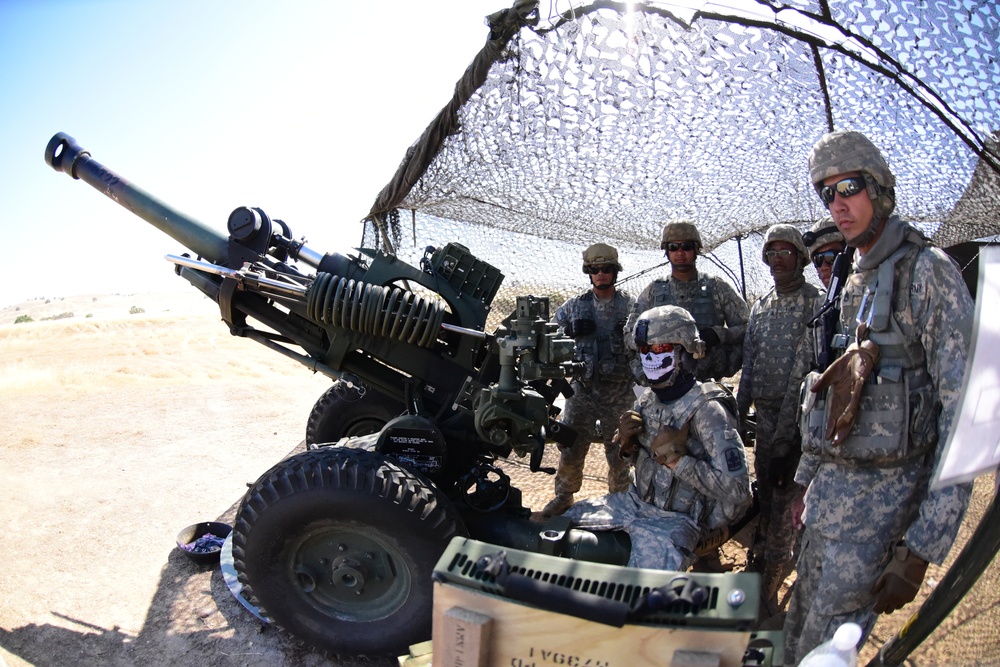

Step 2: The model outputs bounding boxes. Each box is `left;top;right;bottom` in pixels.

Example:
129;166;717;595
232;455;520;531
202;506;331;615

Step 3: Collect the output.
45;133;765;661
45;133;571;463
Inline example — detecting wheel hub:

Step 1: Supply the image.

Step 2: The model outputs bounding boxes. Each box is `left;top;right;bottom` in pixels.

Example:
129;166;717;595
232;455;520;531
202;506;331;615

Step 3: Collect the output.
330;555;368;590
290;529;410;620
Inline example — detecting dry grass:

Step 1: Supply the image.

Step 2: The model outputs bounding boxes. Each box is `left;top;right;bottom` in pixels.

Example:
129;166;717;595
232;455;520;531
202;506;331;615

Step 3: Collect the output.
0;292;313;396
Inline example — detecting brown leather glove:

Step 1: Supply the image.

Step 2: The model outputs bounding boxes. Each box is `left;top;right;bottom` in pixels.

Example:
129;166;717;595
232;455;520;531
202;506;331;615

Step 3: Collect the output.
649;421;691;467
614;410;645;459
870;541;928;614
811;323;880;445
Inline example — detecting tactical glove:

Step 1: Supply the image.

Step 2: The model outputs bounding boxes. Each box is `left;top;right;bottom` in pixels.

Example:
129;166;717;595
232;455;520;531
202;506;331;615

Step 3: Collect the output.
870;541;928;614
768;450;800;489
698;326;721;349
565;318;596;338
811;323;880;445
614;410;645;459
650;421;691;467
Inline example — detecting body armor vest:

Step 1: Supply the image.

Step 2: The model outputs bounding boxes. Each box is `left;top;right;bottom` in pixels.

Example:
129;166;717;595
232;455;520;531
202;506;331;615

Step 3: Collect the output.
649;275;720;325
633;382;737;528
569;291;631;383
801;233;937;466
749;286;820;402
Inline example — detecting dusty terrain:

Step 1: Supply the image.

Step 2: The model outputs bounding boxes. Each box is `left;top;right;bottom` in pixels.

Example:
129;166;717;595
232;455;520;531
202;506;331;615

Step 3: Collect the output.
1;291;998;666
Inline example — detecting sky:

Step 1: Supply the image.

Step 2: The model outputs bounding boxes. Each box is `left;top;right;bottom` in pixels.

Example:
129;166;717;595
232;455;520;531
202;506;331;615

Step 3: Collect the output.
0;0;509;307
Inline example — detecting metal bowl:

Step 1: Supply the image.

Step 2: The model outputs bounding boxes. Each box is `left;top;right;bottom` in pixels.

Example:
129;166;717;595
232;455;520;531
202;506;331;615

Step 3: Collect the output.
175;521;233;565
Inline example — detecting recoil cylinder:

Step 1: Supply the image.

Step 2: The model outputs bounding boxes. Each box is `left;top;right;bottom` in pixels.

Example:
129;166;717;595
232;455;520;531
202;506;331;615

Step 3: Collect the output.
306;273;446;348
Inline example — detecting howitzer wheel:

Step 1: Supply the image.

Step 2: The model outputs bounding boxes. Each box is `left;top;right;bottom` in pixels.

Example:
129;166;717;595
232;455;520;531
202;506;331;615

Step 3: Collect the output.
305;381;404;446
232;447;467;657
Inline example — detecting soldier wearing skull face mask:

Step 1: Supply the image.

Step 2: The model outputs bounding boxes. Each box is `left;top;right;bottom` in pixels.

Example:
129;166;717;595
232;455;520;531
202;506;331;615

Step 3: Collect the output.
562;305;751;571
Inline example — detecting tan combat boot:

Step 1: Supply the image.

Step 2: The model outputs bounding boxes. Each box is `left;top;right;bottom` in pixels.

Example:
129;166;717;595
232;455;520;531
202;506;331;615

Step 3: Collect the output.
540;493;574;518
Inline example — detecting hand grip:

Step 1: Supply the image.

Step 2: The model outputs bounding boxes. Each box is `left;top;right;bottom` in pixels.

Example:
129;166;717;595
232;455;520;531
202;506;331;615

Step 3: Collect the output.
502;572;629;627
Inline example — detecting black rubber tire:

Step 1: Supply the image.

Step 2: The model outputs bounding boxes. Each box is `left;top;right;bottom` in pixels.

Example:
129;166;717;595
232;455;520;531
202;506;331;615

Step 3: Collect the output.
232;447;466;657
305;382;404;445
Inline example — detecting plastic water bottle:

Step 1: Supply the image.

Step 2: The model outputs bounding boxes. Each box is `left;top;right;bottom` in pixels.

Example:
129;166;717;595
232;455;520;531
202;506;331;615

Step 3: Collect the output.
798;622;862;667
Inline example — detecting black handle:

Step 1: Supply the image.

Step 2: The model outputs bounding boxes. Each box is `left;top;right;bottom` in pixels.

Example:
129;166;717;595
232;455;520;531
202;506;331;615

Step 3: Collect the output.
503;572;629;627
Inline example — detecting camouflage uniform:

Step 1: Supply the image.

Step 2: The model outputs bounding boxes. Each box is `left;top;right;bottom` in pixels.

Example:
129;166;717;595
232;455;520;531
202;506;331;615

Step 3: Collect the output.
564;381;751;571
736;225;822;612
552;289;635;496
626;273;749;381
784;215;974;664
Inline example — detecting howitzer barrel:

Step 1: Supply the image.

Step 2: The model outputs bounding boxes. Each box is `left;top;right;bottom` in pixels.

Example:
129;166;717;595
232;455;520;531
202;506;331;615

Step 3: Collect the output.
44;132;228;264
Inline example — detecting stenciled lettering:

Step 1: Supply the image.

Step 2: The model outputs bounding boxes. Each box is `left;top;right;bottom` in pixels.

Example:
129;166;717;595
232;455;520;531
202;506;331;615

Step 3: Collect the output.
522;646;608;667
95;167;120;188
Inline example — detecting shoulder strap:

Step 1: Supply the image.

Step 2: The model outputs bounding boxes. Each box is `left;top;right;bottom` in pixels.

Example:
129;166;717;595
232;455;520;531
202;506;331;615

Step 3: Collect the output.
867;238;923;333
675;381;736;425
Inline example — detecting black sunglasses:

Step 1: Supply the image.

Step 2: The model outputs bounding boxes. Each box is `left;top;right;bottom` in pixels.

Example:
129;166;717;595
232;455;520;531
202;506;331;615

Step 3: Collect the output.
812;250;840;267
819;176;867;205
587;265;615;275
666;241;697;253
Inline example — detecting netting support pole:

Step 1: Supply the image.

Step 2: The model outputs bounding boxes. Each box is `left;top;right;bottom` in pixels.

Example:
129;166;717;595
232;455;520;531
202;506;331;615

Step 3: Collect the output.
736;235;747;302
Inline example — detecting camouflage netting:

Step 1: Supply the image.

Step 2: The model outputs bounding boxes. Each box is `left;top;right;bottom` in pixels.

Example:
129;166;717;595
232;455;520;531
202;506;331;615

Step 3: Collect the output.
362;0;1000;303
350;6;999;661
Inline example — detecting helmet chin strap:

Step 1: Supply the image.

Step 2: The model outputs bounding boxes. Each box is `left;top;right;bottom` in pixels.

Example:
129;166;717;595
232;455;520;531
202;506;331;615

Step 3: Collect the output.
850;174;894;249
847;214;886;249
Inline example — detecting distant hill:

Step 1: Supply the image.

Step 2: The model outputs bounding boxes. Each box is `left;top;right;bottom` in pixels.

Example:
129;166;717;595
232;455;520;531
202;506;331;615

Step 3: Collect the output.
0;291;218;326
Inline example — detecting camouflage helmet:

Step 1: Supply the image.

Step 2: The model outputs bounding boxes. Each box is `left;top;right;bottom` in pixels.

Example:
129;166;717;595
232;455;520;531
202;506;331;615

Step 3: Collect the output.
808;130;895;218
581;242;623;273
633;305;706;359
660;221;703;251
802;217;845;260
762;223;809;268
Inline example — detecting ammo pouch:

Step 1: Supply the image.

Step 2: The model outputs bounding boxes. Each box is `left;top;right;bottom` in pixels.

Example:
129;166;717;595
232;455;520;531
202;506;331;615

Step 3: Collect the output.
577;350;596;380
599;354;630;381
801;367;937;467
799;370;828;456
668;483;710;526
610;320;627;354
635;451;711;523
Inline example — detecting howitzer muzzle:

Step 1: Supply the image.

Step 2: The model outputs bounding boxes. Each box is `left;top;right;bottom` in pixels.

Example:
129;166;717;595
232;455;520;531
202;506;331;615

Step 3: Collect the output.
45;133;90;179
44;132;229;264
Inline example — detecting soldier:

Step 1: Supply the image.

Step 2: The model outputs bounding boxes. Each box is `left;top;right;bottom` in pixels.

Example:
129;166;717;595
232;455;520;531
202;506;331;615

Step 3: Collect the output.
789;217;849;394
563;306;751;571
784;131;974;664
540;243;635;518
803;217;847;289
625;221;749;383
735;224;822;618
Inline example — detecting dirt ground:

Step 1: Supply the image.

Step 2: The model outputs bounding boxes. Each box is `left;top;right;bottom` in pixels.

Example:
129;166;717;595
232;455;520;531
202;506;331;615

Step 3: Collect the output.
1;291;998;666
